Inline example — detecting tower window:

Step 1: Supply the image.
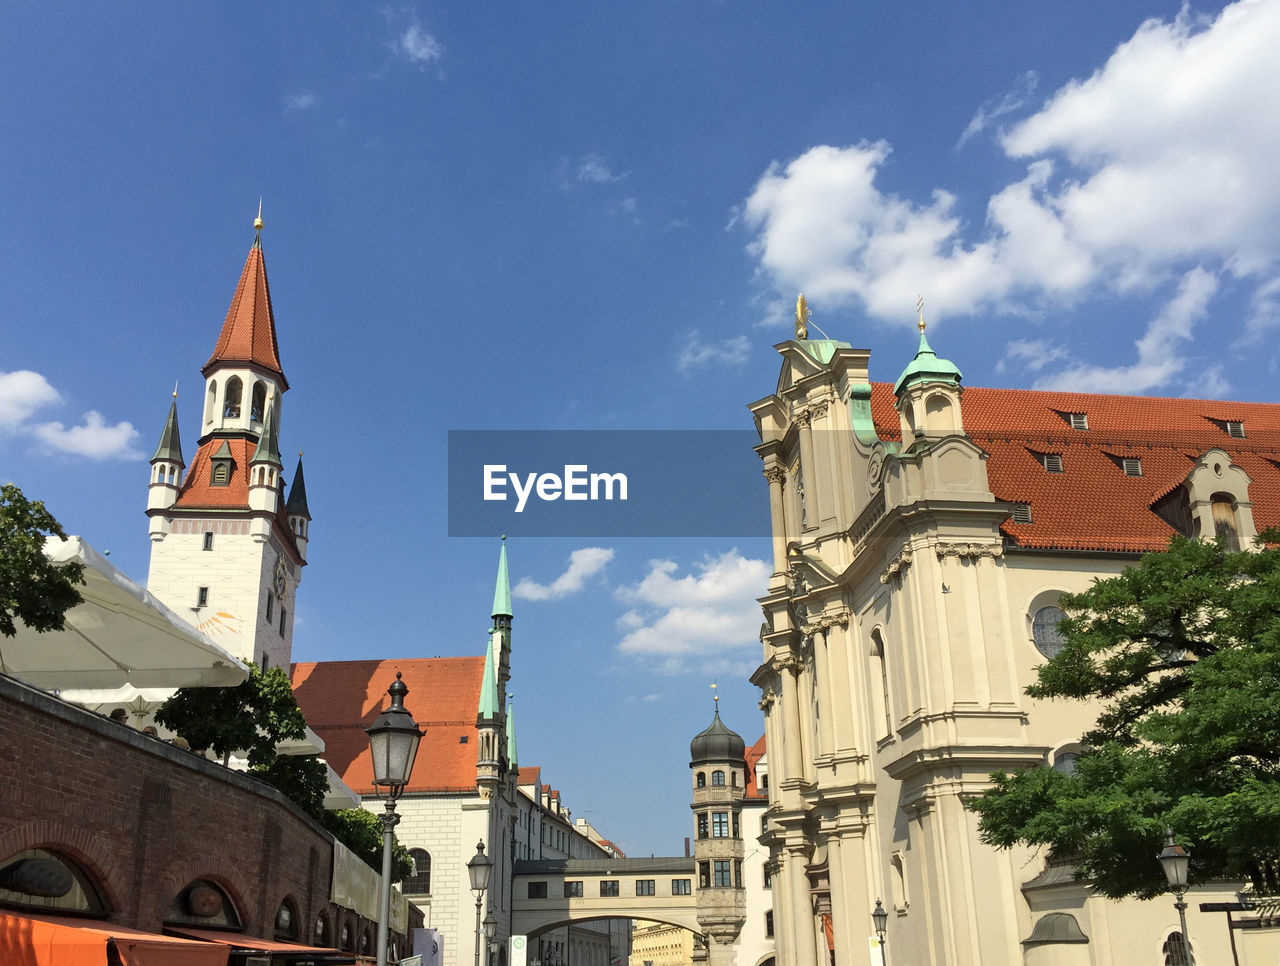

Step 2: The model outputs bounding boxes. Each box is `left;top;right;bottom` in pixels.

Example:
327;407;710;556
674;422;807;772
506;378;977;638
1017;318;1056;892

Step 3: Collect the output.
279;608;287;635
698;862;710;888
713;860;732;887
712;812;729;838
696;772;706;788
711;770;725;786
697;814;708;839
250;382;266;423
203;532;214;551
223;376;243;419
196;587;208;608
266;595;274;623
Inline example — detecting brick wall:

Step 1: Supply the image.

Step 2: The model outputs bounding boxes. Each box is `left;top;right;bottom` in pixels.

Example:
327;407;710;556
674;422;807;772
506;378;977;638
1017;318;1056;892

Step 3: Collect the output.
0;674;419;951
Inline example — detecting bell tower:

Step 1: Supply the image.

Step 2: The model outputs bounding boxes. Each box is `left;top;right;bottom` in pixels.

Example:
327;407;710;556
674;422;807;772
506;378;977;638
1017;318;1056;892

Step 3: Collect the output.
145;210;311;671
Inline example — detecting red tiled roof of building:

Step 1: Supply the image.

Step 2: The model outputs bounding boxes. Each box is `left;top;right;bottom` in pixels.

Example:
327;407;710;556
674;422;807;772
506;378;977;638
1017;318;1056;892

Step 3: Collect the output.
203;243;288;389
598;840;626;858
173;436;302;560
866;383;1280;553
744;734;767;800
291;657;484;795
517;766;541;788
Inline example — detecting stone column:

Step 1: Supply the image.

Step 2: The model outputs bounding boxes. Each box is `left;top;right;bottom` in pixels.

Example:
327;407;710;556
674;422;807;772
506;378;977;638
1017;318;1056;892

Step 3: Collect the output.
808;626;835;758
796;408;817;531
778;655;805;782
763;463;788;578
787;844;819;966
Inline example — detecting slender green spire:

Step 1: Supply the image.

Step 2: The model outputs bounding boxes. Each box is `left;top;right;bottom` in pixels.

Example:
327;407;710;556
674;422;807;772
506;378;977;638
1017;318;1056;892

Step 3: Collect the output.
478;630;500;719
506;699;517;768
251;399;283;467
893;327;962;396
491;535;512;618
286;455;311;518
150;397;185;465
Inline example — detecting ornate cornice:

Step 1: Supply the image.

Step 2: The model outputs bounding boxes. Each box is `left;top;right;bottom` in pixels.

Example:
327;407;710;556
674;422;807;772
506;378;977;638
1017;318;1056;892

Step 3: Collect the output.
934;542;1004;561
879;548;913;584
800;608;851;635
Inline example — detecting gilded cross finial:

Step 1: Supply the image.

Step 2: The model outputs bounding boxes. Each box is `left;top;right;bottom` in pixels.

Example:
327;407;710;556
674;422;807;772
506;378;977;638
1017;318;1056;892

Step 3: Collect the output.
795;294;810;340
172;379;179;400
254;198;264;232
916;295;926;333
711;679;719;709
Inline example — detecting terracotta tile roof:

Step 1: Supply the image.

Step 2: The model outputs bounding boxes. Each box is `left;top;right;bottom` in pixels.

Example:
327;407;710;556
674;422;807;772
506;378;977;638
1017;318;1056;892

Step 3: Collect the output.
517;766;541;788
865;383;1280;553
744;734;767;800
202;243;288;389
173;436;302;560
291;657;484;795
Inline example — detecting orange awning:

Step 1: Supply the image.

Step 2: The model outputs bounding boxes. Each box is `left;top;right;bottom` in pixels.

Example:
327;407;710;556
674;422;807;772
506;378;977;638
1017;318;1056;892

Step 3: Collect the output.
166;926;354;962
0;911;229;966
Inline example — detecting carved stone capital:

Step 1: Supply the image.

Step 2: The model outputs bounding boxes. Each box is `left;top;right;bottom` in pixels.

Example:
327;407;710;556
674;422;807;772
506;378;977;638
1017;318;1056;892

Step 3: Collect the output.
800;608;851;635
879;548;913;584
934;542;1004;561
763;465;787;486
809;400;829;419
793;407;813;427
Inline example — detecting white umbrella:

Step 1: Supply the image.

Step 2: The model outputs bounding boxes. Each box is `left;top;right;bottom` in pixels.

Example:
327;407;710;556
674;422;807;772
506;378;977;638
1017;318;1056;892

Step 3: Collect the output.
0;536;249;691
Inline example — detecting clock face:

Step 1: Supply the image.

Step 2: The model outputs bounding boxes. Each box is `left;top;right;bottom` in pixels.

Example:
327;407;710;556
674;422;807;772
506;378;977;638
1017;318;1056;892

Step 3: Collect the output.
273;555;287;597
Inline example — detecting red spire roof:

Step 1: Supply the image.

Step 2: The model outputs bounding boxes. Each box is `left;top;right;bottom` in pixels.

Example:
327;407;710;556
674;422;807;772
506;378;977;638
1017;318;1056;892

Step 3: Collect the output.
202;240;289;390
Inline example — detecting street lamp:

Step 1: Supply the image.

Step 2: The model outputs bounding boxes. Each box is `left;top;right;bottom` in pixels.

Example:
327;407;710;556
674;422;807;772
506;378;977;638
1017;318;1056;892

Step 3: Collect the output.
483;911;498;966
1158;829;1192;956
365;672;423;966
872;898;890;965
468;840;494;966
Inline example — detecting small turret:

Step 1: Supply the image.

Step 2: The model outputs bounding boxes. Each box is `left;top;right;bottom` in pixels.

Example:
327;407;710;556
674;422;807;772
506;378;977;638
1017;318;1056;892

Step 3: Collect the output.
248;398;283;521
894;304;964;445
286;454;311;561
476;631;503;797
147;393;186;539
690;689;747;952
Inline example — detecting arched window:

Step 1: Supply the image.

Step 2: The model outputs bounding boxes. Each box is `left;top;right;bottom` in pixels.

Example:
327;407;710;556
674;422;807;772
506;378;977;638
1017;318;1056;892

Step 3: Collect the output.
250;382;267;423
711;770;726;787
404;849;432;895
1162;930;1192;965
212;462;230;486
275;898;299;940
0;849;107;915
205;382;217;424
1032;606;1068;660
696;772;706;788
1212;496;1240;551
871;628;892;737
168;879;241;928
1052;752;1079;776
340;922;352;952
223;377;243;418
314;913;330;947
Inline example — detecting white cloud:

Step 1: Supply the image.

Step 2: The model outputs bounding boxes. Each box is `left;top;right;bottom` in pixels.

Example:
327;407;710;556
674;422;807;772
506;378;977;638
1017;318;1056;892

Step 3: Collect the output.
284;91;317;111
577;154;628;185
740;1;1280;353
1033;266;1219;393
615;550;769;671
32;411;142;460
395;19;444;67
995;339;1071;376
514;547;615;601
676;331;751;372
958;70;1039;148
0;370;61;431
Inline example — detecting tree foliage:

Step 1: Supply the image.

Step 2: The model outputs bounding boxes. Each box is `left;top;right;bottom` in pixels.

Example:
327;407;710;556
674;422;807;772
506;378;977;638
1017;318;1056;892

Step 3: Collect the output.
323;808;414;882
969;533;1280;899
0;484;84;638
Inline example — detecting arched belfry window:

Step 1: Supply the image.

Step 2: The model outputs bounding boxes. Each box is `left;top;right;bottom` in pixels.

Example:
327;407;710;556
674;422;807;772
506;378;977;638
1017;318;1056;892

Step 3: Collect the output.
696;772;706;788
223;376;243;419
250;382;267;423
204;382;217;425
1212;495;1240;551
0;849;107;915
404;849;432;895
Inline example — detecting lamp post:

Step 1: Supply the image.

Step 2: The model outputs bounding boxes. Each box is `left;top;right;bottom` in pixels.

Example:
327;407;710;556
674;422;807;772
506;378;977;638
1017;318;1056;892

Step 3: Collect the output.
468;840;494;966
365;672;423;966
1158;829;1192;956
872;898;889;966
483;911;497;966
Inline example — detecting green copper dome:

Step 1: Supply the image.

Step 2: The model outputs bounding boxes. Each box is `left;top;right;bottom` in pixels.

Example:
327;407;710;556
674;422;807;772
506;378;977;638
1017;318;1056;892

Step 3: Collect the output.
893;329;962;396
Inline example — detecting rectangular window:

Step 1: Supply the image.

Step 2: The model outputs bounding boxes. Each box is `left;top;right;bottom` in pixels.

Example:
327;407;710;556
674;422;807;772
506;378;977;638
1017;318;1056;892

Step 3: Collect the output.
1227;420;1245;438
563;881;582;898
1041;452;1064;473
599;880;619;897
672;879;691;896
635;880;655;897
699;862;710;889
765;911;774;938
714;860;732;887
266;595;274;622
203;531;214;550
735;860;742;888
764;867;772;888
732;813;740;838
197;586;208;607
527;882;547;899
279;608;287;635
697;814;709;839
712;812;729;838
1122;457;1143;477
1068;412;1088;431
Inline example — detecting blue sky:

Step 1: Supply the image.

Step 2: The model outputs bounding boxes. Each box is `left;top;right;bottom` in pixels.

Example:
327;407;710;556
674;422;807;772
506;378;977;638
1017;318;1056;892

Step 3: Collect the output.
4;1;1278;856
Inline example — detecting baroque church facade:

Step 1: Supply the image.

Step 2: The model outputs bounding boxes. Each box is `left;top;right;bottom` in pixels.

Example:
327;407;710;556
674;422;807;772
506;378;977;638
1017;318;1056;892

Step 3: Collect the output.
748;307;1280;965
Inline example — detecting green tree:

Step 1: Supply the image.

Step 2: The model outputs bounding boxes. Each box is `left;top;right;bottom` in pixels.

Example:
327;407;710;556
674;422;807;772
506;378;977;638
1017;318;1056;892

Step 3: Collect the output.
0;484;84;638
324;808;414;883
969;533;1280;899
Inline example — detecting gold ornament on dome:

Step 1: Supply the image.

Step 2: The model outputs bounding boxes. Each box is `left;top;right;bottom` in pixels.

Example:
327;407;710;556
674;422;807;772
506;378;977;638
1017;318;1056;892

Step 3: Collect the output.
795;294;810;340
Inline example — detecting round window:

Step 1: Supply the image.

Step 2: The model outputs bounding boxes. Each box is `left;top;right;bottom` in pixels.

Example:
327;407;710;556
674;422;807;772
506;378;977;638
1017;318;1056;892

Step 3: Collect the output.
1032;605;1068;659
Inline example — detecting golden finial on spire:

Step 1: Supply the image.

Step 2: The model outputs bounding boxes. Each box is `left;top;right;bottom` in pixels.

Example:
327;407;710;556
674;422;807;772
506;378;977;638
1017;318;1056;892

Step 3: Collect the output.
172;379;179;400
254;197;264;232
795;294;810;340
916;295;926;333
711;680;719;709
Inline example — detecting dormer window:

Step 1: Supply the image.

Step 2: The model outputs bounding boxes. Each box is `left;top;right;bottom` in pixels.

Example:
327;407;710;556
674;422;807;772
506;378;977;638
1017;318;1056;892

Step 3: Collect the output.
1012;503;1033;524
1227;420;1245;438
1035;452;1064;473
1067;412;1088;431
1122;458;1143;477
212;463;230;486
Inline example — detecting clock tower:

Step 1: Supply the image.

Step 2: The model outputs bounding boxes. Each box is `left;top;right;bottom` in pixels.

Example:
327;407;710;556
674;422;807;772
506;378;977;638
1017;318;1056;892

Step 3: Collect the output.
145;212;310;671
